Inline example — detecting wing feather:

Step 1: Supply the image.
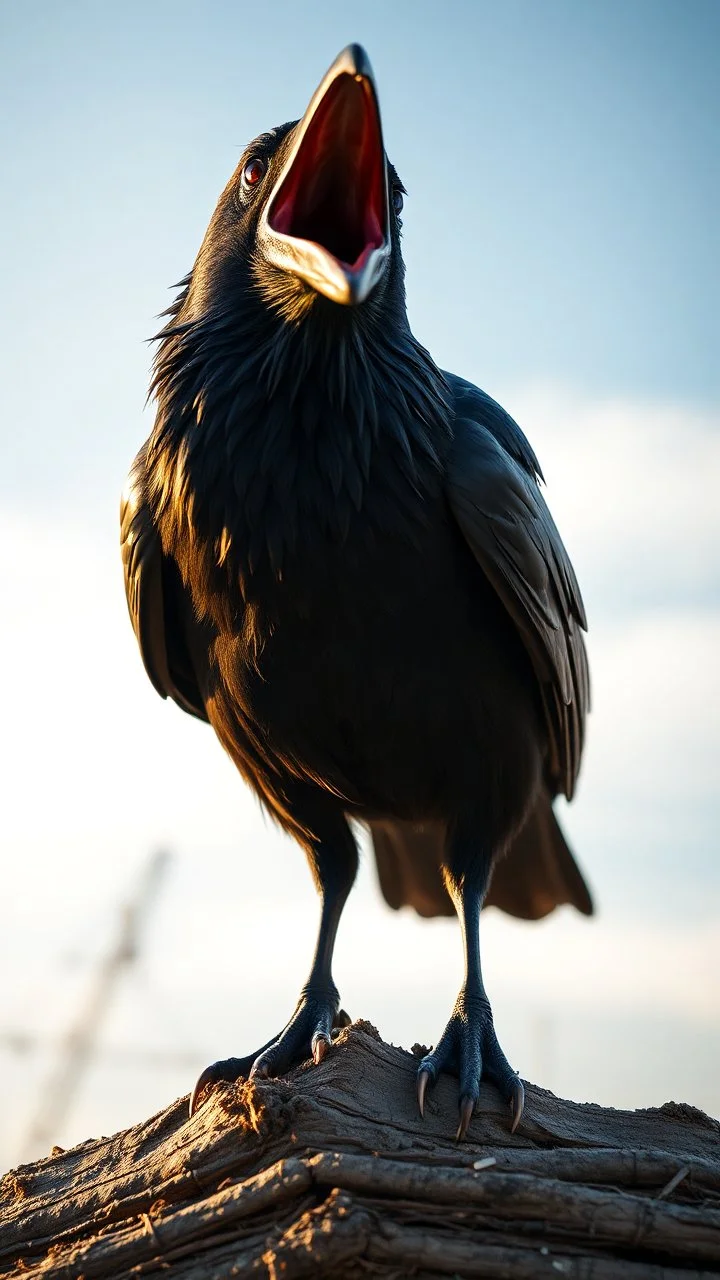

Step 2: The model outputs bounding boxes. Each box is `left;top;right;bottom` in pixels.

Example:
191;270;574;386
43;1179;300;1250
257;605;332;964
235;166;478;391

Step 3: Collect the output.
120;444;208;722
445;403;589;798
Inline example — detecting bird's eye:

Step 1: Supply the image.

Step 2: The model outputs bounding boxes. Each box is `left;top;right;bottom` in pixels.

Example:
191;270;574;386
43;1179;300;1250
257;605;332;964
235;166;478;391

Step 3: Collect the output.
392;188;404;216
242;157;266;188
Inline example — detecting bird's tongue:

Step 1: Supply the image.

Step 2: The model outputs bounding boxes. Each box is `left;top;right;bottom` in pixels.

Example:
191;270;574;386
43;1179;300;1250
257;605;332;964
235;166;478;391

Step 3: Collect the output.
268;72;386;271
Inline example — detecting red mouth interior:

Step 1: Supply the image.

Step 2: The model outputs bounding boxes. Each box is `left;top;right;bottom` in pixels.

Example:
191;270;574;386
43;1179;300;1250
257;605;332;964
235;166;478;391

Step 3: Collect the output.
268;73;386;272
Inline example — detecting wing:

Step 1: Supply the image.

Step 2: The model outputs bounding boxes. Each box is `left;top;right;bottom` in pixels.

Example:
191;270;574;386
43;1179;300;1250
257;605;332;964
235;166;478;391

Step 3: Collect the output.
120;443;208;722
444;377;589;799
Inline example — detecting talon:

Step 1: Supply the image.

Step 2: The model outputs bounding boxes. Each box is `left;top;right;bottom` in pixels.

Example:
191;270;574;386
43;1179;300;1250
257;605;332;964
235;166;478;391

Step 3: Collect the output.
189;1069;213;1118
456;1095;475;1142
509;1077;525;1134
189;1059;244;1118
313;1035;330;1064
417;1068;431;1118
249;1059;269;1080
334;1008;352;1030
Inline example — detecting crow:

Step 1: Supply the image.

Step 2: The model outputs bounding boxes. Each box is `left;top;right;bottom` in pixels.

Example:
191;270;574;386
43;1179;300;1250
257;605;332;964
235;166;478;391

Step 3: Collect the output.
121;44;591;1138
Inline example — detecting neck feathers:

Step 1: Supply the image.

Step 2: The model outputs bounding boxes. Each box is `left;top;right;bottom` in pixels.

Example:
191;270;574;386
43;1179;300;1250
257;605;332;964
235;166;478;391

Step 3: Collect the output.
147;294;452;594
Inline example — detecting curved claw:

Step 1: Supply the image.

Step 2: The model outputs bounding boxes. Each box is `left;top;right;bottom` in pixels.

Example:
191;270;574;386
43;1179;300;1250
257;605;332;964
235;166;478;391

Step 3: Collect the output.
189;1055;254;1117
417;1068;431;1118
509;1077;525;1134
189;1071;211;1119
312;1034;331;1065
189;1063;227;1117
456;1095;475;1142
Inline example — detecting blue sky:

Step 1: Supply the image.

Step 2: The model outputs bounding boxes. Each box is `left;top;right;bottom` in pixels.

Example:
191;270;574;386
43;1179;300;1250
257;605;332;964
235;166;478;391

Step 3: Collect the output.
2;0;719;519
0;1;718;1166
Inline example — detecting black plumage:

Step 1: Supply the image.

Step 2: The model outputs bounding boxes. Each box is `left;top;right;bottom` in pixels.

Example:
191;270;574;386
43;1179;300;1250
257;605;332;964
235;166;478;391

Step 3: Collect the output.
121;45;591;1136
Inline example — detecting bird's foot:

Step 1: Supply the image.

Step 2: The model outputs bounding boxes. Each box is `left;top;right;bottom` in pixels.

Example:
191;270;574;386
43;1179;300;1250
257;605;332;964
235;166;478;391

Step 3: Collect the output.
189;987;350;1116
417;988;524;1140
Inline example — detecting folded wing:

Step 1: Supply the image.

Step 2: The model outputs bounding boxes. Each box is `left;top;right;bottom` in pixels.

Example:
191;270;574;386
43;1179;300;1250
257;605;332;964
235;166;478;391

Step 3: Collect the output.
120;444;208;722
444;378;589;799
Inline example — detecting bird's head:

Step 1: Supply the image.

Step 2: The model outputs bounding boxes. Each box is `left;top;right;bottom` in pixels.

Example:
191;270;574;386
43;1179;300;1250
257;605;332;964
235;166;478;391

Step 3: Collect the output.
183;44;406;329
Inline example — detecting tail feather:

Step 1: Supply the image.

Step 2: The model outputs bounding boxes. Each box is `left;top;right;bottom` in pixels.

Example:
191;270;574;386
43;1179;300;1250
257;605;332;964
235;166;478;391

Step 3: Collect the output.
370;820;454;918
369;793;593;922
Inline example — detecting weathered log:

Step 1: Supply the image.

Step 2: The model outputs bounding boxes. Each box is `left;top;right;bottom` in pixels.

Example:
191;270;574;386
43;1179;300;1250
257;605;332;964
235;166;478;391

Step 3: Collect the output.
1;1021;719;1277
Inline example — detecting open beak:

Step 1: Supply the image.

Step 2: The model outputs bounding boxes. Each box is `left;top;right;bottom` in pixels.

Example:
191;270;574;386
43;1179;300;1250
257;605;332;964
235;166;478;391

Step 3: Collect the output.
259;44;390;306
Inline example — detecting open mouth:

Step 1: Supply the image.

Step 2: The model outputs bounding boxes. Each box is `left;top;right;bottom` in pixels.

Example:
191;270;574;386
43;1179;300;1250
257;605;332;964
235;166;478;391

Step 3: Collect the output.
268;72;386;272
260;46;390;305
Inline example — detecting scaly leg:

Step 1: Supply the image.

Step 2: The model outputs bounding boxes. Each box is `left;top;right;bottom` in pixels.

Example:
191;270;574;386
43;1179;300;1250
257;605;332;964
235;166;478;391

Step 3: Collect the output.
189;808;357;1115
417;831;524;1139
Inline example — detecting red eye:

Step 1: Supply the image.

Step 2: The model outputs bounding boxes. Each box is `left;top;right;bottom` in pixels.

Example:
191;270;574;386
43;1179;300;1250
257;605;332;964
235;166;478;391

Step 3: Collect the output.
242;157;266;188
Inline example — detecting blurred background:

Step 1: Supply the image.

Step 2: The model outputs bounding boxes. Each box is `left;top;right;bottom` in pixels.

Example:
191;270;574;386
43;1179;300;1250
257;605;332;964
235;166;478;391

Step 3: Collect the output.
0;0;718;1171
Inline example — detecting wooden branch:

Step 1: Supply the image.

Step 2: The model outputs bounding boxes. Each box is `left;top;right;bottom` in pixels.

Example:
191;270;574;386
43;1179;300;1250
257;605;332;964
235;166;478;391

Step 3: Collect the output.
1;1021;718;1277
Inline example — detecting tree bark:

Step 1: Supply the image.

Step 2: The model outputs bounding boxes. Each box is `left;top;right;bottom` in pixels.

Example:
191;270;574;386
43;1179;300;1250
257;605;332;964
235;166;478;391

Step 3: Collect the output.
1;1021;719;1277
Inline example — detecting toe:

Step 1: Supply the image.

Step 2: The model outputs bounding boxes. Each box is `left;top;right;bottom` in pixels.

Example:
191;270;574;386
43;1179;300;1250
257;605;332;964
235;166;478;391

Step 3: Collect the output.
417;1067;432;1117
509;1076;525;1133
455;1027;482;1141
189;1070;213;1117
480;1024;524;1132
250;993;339;1079
418;1024;457;1082
417;1028;458;1127
189;1056;252;1117
456;1095;475;1142
249;1044;282;1078
312;1032;331;1064
458;1036;482;1108
421;994;523;1136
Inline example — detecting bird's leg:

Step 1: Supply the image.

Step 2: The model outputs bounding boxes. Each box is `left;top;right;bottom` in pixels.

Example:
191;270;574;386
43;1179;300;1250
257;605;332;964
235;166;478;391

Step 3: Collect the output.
189;811;357;1116
417;836;524;1140
249;825;356;1077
